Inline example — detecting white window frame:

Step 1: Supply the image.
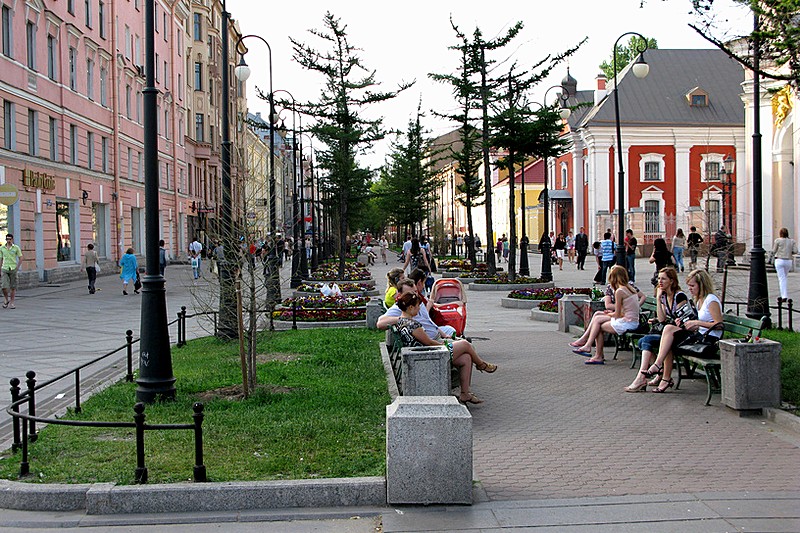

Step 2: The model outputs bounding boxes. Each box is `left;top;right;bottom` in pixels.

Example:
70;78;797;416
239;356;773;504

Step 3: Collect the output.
639;187;665;234
28;109;38;156
638;153;665;182
560;162;568;188
700;153;724;182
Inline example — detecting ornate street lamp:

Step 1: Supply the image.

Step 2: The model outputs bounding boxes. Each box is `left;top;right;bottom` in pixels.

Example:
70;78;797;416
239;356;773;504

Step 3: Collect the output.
538;86;572;282
612;33;650;268
721;154;736;240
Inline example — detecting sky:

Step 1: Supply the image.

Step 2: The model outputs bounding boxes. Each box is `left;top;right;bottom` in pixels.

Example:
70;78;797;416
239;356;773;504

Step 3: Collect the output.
226;0;753;168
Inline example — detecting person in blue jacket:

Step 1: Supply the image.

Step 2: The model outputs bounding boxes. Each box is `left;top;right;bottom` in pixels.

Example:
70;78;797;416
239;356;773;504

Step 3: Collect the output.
119;247;139;295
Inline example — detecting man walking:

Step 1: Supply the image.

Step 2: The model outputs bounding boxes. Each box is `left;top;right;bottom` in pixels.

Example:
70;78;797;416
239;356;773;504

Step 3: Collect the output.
687;226;703;270
714;226;729;272
599;231;615;284
575;227;589;270
189;237;203;273
1;234;23;309
624;229;637;282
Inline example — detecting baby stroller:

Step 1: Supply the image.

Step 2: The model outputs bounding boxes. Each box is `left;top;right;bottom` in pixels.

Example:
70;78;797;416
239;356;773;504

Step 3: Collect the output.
430;278;468;337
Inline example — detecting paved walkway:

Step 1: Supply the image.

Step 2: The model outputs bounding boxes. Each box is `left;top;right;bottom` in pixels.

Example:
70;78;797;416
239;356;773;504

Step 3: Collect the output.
1;253;799;531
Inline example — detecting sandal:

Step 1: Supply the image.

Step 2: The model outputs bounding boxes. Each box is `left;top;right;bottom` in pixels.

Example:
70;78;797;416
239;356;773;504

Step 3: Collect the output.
1;302;7;309
652;378;674;393
476;362;497;373
643;362;663;378
647;376;662;387
458;392;484;404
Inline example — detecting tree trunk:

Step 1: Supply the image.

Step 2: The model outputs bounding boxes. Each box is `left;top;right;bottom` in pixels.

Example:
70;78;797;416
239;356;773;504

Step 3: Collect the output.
480;47;497;276
508;153;517;281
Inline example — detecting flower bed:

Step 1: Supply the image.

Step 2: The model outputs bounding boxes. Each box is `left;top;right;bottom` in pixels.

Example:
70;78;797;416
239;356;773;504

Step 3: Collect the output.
473;274;546;285
508;287;601;300
308;263;372;281
273;295;368;322
296;282;373;294
538;299;559;313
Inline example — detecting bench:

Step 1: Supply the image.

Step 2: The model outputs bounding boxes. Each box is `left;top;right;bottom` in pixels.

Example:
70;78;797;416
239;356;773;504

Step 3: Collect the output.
673;313;767;405
613;296;658;368
387;326;459;396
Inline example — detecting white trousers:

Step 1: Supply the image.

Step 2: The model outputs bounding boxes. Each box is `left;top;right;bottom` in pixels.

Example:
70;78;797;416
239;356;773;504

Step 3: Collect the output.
774;258;792;299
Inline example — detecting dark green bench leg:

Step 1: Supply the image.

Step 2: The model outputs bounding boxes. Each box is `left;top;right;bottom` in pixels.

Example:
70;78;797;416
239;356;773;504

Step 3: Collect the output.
705;364;721;406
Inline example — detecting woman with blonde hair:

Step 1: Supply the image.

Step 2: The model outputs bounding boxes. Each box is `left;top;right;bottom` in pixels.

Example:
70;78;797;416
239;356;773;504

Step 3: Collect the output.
384;267;405;308
572;265;641;364
643;269;723;393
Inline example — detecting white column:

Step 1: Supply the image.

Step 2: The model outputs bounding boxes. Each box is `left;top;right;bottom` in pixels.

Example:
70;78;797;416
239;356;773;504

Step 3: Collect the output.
571;146;584;230
674;143;692;220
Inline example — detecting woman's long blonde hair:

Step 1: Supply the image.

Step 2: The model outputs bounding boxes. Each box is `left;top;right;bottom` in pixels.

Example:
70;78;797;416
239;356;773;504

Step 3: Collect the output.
686;269;715;300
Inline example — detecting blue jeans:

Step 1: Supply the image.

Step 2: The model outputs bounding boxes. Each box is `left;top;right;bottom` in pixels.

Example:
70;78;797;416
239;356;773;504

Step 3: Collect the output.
638;334;662;353
673;247;684;271
625;254;636;281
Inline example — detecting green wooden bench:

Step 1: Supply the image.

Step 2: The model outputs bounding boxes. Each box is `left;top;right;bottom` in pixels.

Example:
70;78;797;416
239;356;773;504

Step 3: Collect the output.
674;313;767;406
614;296;658;368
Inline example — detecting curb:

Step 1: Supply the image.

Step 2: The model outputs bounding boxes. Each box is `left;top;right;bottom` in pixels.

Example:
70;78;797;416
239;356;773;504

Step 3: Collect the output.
500;297;543;309
764;407;800;434
469;281;554;292
0;477;386;514
530;308;559;322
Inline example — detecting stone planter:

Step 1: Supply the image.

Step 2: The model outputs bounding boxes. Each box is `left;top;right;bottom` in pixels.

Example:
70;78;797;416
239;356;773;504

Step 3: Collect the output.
530;308;558;323
558;295;591;333
500;297;545;309
581;300;606;328
292;289;378;298
720;338;782;412
272;320;365;330
470;281;554;292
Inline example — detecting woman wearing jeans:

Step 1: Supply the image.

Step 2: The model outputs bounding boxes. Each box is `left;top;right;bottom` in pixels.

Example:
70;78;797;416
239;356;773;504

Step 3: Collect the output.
671;228;686;272
773;227;798;301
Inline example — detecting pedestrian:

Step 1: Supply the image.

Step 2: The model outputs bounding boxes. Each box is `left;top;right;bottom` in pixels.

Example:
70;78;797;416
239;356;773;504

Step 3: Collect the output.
190;251;200;279
592;241;603;283
773;227;798;301
672;228;686;272
502;236;509;263
599;231;615;284
189;237;203;273
713;226;730;272
305;236;312;260
575;227;589;270
83;243;99;294
1;234;23;309
624;229;637;282
649;238;676;286
475;235;481;253
495;236;503;263
456;234;464;257
119;247;138;295
379;235;388;264
554;233;566;270
566;230;575;264
687;226;703;270
159;239;167;277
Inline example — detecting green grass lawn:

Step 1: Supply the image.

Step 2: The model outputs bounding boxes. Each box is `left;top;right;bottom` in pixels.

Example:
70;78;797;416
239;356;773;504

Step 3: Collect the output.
762;328;800;411
0;328;389;484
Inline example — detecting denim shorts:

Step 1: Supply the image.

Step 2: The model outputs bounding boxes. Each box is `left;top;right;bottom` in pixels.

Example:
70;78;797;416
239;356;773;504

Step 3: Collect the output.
637;334;662;353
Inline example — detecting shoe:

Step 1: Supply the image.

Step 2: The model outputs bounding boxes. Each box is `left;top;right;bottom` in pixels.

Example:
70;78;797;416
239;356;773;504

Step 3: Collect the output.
476;362;497;373
458;392;484;404
652;378;674;393
572;348;591;356
123;290;128;295
134;290;140;294
624;382;647;392
8;303;15;309
2;302;7;309
584;359;604;365
647;376;662;387
643;362;663;378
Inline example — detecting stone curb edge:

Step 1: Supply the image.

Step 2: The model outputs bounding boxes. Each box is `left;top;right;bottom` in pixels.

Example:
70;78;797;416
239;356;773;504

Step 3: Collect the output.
0;477;386;515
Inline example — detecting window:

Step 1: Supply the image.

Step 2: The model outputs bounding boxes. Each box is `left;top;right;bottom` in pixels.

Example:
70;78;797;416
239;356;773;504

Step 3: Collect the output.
177;73;182;99
99;67;107;106
87;131;94;169
705;161;720;182
644;200;660;233
67;0;75;15
126;146;132;179
84;0;92;27
125;85;131;118
163;13;168;41
86;58;94;100
155;53;159;82
124;25;131;58
163;60;167;86
69;47;77;90
153;4;158;32
560;164;568;188
3;100;14;150
27;109;37;156
101;136;108;172
69;124;78;164
136;90;142;123
195;113;204;142
2;5;12;58
706;199;721;232
691;94;708;106
193;13;202;41
177;30;182;56
164;109;169;139
49;117;57;160
47;35;57;80
194;62;202;90
56;201;76;262
98;1;105;39
26;22;35;70
644;162;660;181
91;203;107;257
137;151;142;181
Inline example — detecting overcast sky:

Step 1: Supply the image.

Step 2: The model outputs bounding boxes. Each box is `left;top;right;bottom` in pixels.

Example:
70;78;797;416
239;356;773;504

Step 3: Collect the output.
226;0;752;168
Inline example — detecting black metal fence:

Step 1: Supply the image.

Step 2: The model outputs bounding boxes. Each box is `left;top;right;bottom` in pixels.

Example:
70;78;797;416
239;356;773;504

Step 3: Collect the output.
721;298;796;332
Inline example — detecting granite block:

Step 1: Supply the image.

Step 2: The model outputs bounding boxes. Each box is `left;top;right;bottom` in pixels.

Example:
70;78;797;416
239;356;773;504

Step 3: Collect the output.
721;339;782;410
558;295;590;332
366;297;383;330
400;345;450;396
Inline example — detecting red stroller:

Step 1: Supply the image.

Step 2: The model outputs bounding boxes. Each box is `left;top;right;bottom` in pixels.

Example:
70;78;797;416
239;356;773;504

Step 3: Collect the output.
430;278;468;337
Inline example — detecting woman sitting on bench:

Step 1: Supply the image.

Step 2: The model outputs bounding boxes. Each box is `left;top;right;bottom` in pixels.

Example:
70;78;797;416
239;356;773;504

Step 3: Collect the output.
640;269;723;393
570;273;646;350
625;267;687;392
571;265;641;364
395;292;497;405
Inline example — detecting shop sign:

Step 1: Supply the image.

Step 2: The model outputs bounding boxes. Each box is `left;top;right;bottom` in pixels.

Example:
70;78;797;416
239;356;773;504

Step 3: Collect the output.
0;183;19;206
23;169;56;191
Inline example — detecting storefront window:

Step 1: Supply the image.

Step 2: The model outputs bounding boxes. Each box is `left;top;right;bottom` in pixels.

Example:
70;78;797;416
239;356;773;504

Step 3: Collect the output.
92;203;108;258
56;200;74;261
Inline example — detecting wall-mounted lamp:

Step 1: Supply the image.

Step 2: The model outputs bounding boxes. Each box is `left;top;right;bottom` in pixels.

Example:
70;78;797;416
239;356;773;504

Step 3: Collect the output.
81;190;89;205
45;198;54;207
111;192;118;201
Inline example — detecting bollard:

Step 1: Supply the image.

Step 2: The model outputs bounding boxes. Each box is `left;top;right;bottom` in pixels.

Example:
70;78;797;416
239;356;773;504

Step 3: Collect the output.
180;306;187;346
292;300;298;330
126;330;134;382
789;299;794;332
9;378;20;452
192;402;207;482
20;410;29;476
25;371;37;442
133;403;148;484
74;369;82;413
777;298;784;330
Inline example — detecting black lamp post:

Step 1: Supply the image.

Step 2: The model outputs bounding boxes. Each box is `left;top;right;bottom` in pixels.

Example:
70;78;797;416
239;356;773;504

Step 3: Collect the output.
746;12;770;324
538;85;572;282
301;134;317;270
720;154;736;240
612;32;650;268
136;0;175;402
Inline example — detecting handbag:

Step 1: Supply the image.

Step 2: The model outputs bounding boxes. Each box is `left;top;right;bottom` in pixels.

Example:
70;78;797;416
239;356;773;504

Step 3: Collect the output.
95;261;101;273
133;271;142;291
648;322;666;335
676;331;719;357
673;300;698;323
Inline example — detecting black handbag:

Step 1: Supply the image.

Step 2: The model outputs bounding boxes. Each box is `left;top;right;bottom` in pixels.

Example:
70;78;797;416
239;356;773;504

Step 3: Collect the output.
676;325;722;357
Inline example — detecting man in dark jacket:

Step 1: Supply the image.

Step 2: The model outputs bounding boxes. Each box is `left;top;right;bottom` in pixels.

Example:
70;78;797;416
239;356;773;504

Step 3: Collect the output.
574;227;589;270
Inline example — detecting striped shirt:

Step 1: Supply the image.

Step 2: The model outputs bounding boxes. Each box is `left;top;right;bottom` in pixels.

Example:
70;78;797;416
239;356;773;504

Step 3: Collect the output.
600;239;615;261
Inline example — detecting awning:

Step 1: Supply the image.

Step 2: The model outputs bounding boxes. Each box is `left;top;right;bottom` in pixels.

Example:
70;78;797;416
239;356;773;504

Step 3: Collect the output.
536;189;573;203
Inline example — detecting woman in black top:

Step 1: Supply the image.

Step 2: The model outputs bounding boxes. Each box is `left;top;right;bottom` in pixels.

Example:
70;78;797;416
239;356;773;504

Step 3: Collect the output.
649;238;675;285
553;233;567;270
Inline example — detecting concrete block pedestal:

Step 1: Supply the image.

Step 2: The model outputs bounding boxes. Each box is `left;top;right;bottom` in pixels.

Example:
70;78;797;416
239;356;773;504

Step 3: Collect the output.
366;297;383;329
401;346;451;396
558;295;590;332
386;396;472;505
720;339;782;413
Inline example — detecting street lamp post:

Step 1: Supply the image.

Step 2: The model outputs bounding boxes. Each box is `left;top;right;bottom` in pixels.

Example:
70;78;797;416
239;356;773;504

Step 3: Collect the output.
721;154;736;240
136;0;176;402
612;32;650;268
539;85;572;282
301;134;318;270
746;12;770;324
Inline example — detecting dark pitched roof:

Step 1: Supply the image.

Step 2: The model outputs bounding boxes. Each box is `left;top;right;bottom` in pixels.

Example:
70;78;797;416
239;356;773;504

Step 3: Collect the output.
580;49;745;128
